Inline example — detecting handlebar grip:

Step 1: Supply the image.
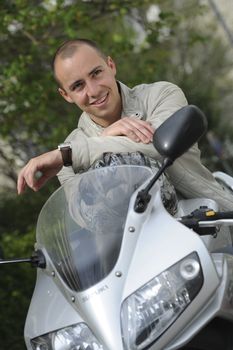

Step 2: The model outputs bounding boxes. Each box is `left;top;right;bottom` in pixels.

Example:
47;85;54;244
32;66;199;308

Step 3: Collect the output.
212;211;233;220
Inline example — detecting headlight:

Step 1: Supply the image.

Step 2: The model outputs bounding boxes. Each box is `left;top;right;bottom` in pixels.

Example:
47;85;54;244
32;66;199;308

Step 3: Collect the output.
31;323;104;350
121;252;203;350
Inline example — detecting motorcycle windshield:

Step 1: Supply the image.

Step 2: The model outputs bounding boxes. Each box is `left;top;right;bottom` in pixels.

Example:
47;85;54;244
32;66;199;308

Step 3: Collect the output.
36;165;152;292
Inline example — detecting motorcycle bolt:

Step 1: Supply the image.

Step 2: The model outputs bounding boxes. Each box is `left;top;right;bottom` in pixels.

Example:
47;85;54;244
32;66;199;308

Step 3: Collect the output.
128;226;135;232
180;258;200;280
115;271;122;277
71;296;75;302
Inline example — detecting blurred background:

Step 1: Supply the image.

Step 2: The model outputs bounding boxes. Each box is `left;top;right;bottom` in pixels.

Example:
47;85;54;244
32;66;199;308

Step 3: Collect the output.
0;0;233;348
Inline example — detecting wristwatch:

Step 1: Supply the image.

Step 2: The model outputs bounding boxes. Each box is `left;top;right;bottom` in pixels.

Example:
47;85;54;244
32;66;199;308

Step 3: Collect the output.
58;142;72;167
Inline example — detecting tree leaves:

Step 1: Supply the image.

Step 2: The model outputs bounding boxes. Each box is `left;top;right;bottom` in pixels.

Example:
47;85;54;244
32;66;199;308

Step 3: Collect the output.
0;1;233;348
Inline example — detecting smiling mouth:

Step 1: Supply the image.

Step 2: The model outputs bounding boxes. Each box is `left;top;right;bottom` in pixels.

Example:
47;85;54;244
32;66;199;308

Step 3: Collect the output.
90;93;109;106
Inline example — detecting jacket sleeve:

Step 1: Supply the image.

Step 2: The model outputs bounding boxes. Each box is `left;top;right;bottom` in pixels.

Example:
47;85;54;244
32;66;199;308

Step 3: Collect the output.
167;145;233;211
57;131;161;185
145;82;188;129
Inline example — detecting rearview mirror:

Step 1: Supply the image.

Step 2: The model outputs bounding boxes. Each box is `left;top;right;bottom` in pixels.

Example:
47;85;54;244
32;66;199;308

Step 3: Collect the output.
153;105;207;163
134;105;208;213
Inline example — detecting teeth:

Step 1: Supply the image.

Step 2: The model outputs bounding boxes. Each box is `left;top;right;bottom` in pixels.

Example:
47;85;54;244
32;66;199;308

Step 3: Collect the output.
92;94;107;105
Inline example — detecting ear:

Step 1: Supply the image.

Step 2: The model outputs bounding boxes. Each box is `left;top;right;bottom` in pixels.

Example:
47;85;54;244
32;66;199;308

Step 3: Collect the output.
58;87;74;104
107;56;117;75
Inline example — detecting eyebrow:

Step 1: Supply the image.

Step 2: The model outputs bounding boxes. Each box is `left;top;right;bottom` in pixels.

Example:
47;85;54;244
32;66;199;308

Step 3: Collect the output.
68;65;104;91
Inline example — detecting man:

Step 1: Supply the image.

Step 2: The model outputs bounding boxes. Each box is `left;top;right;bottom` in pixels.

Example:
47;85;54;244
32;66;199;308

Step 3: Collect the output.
17;39;233;210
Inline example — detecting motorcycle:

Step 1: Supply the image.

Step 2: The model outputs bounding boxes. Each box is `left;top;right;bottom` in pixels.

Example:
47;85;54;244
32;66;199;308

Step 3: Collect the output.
1;105;233;350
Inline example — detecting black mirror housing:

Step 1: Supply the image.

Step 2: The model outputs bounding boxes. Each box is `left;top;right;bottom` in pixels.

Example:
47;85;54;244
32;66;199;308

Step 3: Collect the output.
153;105;208;163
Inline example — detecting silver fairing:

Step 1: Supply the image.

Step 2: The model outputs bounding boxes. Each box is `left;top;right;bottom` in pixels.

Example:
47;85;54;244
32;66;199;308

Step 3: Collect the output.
25;165;230;350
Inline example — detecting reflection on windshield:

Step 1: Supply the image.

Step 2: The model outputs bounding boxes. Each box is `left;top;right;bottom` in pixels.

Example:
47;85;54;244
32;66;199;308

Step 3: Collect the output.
36;166;152;292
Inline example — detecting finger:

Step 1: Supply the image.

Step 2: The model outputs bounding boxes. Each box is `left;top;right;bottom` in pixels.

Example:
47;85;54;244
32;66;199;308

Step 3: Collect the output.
18;162;39;192
21;169;48;192
127;130;140;142
133;126;154;143
123;117;155;133
119;124;149;143
137;120;155;134
123;118;154;141
33;175;49;191
123;123;152;143
116;123;141;142
17;174;26;194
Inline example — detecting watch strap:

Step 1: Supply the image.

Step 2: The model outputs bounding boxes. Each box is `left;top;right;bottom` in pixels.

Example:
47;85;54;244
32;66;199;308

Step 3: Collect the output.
58;143;72;167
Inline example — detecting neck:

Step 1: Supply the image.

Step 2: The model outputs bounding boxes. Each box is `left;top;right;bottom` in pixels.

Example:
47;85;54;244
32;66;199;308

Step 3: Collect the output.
90;108;122;128
89;92;122;127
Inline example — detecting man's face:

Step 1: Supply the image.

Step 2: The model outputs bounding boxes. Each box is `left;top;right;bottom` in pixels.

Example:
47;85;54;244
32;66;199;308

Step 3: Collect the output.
55;45;122;127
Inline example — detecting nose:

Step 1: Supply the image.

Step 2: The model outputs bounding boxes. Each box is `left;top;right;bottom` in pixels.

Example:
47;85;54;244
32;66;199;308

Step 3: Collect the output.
86;80;100;98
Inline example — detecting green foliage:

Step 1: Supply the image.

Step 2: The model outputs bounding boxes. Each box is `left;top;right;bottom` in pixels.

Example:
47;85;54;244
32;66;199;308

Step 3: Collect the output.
1;0;233;348
0;180;58;234
0;231;36;350
0;182;57;349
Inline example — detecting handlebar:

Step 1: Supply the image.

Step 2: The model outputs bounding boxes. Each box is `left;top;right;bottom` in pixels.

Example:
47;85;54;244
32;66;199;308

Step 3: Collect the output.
178;208;233;235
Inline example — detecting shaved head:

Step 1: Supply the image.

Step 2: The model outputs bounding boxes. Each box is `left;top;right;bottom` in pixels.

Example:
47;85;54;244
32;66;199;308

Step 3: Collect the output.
52;39;107;87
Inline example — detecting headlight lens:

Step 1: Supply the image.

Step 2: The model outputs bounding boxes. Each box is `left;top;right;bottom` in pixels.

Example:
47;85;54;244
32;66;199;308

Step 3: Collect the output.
31;322;104;350
121;252;203;350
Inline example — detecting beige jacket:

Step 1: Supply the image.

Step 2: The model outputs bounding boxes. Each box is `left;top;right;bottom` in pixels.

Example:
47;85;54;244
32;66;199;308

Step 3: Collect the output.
58;81;233;210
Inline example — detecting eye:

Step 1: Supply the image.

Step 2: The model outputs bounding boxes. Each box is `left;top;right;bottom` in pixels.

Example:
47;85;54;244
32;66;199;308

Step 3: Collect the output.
72;81;84;91
93;69;102;77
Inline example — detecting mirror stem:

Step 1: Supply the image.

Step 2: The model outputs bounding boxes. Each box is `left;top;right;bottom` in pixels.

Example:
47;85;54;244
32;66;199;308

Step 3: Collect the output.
0;258;32;265
0;250;46;268
134;158;173;213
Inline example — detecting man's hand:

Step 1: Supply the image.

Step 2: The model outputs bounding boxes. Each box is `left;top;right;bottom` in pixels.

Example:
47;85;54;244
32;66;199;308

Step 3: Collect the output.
101;117;154;143
17;149;64;194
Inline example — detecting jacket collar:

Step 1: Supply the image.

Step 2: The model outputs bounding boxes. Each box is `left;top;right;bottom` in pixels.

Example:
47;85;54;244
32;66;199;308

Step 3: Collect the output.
118;81;145;119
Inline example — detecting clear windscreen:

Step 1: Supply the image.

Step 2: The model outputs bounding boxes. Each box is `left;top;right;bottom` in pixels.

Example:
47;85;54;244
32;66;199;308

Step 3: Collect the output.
36;165;152;292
